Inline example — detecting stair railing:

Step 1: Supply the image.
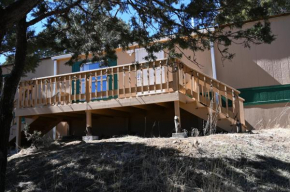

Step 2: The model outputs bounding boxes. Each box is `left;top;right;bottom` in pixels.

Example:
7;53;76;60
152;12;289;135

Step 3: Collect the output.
174;59;245;125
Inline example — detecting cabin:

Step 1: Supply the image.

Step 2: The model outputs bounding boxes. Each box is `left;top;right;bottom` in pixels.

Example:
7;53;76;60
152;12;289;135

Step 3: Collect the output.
3;13;290;147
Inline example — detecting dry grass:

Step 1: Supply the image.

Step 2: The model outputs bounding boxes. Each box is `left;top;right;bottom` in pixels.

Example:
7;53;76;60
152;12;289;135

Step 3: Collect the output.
6;128;290;192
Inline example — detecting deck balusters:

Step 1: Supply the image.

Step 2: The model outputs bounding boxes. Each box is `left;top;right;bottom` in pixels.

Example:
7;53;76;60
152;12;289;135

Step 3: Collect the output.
135;64;137;96
129;65;132;97
160;61;163;92
225;86;229;117
111;69;114;97
147;63;150;94
123;66;125;97
16;59;244;125
117;68;120;97
141;63;143;94
68;76;71;104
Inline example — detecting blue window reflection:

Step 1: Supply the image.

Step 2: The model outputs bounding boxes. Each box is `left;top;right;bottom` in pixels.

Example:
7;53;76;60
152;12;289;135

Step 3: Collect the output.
80;62;107;96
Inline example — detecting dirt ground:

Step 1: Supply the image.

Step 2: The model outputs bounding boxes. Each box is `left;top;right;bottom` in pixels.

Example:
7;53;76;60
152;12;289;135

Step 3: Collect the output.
6;128;290;192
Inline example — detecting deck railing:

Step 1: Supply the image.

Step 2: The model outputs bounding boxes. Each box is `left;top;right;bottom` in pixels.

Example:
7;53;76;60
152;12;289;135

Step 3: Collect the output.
176;61;245;124
17;58;245;124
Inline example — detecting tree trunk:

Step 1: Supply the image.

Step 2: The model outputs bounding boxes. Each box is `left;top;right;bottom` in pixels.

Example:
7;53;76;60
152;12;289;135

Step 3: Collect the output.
0;31;5;50
0;0;41;36
0;17;27;192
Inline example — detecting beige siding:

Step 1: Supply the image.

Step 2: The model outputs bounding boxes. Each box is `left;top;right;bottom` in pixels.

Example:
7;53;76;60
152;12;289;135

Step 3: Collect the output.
1;65;13;75
245;102;290;129
215;15;290;89
49;47;212;77
57;59;72;75
23;58;54;80
116;50;135;65
177;48;212;77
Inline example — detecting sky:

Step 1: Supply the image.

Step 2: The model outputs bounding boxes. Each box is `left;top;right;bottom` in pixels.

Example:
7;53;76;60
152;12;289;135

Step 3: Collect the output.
0;0;190;64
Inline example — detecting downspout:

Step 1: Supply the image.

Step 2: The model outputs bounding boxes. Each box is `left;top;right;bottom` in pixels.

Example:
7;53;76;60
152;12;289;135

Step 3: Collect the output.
210;41;217;79
210;41;220;106
191;17;217;79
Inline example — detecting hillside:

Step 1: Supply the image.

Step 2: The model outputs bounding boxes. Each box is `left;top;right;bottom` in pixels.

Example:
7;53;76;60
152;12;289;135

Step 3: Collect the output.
6;128;290;192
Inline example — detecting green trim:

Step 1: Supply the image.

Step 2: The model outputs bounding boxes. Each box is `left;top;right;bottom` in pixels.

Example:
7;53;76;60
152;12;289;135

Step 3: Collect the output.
71;61;81;99
72;61;82;72
108;58;118;91
239;84;290;106
91;95;118;102
1;74;10;77
71;59;118;103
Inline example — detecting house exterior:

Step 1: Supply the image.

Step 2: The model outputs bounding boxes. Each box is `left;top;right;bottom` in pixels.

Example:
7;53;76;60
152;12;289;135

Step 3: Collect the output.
2;13;290;146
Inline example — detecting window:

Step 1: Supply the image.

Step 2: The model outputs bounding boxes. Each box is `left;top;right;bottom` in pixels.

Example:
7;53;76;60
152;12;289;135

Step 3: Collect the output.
80;62;107;95
134;48;165;94
135;48;164;63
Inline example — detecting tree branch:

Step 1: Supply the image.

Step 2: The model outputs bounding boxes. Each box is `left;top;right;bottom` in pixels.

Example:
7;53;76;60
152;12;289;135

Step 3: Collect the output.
27;0;82;27
0;0;42;31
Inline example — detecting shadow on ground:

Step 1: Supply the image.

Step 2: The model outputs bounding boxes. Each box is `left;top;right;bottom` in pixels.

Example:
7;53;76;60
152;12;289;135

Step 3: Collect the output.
6;140;290;192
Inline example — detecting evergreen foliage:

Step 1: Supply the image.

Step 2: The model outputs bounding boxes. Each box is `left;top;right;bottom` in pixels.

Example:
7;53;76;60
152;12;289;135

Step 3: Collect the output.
0;0;290;191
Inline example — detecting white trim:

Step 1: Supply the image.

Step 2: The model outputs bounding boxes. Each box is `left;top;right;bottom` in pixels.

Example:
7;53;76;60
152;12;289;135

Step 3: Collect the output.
51;54;72;60
53;60;58;75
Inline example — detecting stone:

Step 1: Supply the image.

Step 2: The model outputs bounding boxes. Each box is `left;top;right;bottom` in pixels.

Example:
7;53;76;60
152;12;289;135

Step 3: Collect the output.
82;136;99;142
172;132;188;138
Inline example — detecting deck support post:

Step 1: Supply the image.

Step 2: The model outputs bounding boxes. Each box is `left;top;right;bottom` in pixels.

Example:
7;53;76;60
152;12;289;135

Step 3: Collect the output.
174;101;181;133
172;101;187;138
16;116;22;151
237;97;246;132
86;110;92;128
83;110;99;141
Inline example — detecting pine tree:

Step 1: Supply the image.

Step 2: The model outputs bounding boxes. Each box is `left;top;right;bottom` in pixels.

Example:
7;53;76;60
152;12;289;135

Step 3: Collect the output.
1;0;288;191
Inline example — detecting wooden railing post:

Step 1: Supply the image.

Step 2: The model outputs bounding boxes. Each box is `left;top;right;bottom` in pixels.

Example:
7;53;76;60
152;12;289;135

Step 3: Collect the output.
147;63;150;94
134;64;137;96
160;61;163;92
129;65;132;97
106;69;109;98
79;74;82;101
173;62;179;92
17;83;22;109
58;77;62;104
68;75;72;104
225;86;228;117
196;73;200;102
112;68;115;97
217;83;222;113
140;63;143;94
86;73;91;102
166;60;169;92
122;66;125;97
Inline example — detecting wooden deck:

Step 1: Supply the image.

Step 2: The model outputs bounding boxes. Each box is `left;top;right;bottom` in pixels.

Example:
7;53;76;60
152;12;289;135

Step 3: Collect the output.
13;58;245;145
